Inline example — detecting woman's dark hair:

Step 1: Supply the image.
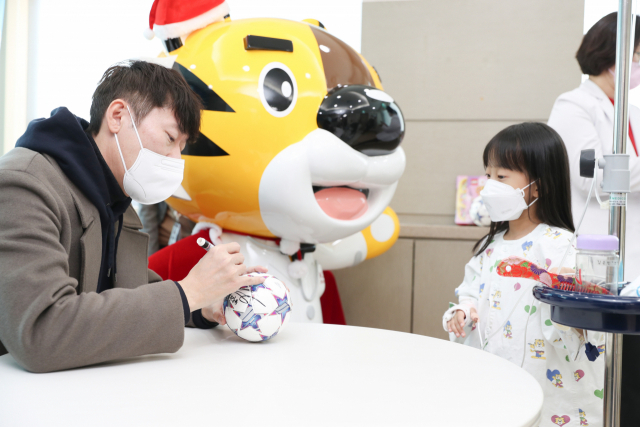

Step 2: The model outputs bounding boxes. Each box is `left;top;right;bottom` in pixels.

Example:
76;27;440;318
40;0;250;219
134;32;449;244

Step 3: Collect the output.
577;12;640;76
473;122;575;256
86;60;203;143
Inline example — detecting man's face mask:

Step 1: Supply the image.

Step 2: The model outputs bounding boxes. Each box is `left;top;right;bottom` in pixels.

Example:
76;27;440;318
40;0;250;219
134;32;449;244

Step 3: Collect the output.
480;179;538;222
113;105;185;205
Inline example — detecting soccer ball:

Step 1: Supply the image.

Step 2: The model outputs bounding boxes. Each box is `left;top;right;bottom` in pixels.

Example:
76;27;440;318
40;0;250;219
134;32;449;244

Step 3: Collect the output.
470;196;491;227
223;273;293;342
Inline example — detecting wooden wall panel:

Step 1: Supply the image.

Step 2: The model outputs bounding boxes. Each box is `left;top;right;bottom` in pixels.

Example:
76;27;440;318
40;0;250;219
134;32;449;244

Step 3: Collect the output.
333;238;414;333
412;239;478;339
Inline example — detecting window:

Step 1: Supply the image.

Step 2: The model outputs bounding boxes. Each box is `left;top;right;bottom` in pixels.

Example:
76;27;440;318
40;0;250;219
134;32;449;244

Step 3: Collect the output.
1;0;362;153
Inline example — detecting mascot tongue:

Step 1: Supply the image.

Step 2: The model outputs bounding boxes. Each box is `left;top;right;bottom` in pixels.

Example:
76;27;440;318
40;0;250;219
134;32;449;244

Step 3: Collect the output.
315;187;368;220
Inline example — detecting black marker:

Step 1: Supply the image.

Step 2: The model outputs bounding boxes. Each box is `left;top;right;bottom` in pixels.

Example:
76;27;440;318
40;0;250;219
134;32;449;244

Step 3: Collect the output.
197;237;214;252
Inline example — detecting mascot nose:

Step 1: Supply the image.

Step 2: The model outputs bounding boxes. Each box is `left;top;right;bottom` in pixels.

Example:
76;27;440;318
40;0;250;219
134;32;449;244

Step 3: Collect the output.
317;85;405;156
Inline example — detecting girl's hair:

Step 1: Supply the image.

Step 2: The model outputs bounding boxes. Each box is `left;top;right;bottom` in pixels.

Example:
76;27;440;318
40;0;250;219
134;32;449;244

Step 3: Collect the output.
473;122;575;256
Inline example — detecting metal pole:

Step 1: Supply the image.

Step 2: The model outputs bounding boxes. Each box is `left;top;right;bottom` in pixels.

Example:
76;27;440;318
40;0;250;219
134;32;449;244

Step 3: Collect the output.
605;1;635;425
604;333;624;427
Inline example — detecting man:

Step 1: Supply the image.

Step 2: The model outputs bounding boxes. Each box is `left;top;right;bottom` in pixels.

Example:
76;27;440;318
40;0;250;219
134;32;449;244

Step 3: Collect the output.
0;61;265;372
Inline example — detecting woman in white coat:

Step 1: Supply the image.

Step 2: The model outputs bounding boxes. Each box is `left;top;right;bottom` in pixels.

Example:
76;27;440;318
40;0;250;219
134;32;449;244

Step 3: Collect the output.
548;12;640;426
549;12;640;280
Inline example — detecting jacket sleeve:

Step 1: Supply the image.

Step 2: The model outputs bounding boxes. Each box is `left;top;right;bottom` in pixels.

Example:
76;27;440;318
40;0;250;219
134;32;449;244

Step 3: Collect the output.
455;252;484;308
442;252;483;343
549;96;640;194
0;170;185;373
148;268;163;283
548;96;604;197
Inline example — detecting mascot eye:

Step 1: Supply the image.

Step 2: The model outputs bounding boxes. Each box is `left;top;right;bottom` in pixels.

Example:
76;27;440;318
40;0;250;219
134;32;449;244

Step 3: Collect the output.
258;62;297;117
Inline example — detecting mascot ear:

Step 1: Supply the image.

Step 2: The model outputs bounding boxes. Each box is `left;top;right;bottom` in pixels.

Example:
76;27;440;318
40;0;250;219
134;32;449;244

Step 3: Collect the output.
302;19;326;30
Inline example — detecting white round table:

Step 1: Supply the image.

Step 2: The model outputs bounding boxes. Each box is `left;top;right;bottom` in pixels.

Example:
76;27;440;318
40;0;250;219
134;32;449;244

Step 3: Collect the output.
0;323;542;426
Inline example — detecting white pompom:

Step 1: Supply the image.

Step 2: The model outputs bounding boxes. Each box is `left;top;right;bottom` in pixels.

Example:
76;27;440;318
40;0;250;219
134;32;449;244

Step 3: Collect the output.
143;28;155;40
288;260;309;279
192;221;221;235
280;239;300;256
470;196;491;227
208;228;223;246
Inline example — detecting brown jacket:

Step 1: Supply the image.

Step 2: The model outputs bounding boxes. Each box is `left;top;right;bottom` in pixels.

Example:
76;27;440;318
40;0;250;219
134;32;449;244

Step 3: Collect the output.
0;148;185;372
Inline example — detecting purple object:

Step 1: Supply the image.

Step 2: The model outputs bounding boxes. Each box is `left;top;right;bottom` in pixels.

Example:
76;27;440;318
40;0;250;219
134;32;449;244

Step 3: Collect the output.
576;234;619;251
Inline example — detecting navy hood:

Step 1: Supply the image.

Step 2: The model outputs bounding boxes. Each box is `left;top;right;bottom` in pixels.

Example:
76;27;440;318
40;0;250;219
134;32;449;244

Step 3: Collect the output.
16;107;131;292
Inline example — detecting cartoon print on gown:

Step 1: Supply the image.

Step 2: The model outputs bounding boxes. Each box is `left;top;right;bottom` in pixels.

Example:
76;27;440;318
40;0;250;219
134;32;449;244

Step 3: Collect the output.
547;369;564;388
444;225;605;425
503;320;513;339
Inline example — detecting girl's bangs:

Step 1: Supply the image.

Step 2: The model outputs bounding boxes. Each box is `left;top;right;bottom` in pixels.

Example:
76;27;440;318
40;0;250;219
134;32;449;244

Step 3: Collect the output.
483;137;525;173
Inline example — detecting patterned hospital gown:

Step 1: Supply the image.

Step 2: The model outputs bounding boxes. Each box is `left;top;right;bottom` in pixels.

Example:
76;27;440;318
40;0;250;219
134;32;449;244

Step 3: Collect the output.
445;224;605;427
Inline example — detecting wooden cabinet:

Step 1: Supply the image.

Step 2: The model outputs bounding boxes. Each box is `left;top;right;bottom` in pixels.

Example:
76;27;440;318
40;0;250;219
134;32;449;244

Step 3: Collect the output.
333;239;414;333
333;225;486;339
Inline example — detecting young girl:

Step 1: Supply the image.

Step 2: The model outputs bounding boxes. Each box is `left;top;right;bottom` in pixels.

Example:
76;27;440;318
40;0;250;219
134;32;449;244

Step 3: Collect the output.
443;123;605;427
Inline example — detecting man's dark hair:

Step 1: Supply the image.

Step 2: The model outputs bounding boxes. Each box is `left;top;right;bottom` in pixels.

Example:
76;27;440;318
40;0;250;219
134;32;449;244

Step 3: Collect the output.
86;60;202;143
576;12;640;76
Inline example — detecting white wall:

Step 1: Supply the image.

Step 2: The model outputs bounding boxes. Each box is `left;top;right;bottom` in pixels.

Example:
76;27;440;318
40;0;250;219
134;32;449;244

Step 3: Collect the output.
227;0;362;52
584;0;635;32
0;0;5;46
26;0;162;124
3;0;28;155
22;0;362;151
0;0;5;153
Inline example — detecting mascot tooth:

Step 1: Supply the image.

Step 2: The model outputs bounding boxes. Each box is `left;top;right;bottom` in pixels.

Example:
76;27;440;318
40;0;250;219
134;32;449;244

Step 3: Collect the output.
148;9;406;323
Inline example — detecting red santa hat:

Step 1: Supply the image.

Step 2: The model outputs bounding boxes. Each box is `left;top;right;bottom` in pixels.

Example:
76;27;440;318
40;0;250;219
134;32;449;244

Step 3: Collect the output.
144;0;229;41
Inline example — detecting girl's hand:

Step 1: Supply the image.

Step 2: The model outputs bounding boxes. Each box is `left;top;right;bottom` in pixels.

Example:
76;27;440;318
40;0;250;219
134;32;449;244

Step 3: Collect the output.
549;267;575;275
469;307;479;323
447;308;479;338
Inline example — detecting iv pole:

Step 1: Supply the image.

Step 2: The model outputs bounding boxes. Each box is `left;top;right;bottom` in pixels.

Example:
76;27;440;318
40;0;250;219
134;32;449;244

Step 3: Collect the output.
605;0;634;425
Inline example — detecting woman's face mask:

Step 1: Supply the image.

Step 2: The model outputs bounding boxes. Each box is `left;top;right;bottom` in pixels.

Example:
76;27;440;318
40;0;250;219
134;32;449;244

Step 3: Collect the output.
631;63;640;89
609;63;640;90
480;179;538;222
113;105;185;205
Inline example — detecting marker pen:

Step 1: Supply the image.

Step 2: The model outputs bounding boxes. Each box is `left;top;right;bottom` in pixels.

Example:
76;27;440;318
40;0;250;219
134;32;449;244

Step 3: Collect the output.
197;237;214;252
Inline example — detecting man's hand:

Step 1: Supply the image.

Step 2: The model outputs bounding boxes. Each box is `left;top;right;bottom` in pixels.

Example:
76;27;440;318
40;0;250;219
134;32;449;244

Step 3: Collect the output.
200;265;269;325
178;242;267;313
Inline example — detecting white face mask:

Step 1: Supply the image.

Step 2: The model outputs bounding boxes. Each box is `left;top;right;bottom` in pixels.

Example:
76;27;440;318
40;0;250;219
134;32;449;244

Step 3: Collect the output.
113;106;185;205
480;179;538;222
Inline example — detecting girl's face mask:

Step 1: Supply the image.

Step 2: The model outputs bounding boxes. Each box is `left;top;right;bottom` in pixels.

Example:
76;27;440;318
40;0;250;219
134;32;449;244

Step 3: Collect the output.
480;179;538;222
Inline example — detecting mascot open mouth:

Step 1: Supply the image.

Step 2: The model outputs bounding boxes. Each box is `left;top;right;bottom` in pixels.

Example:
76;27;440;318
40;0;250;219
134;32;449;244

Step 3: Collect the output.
258;128;405;243
312;186;370;220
